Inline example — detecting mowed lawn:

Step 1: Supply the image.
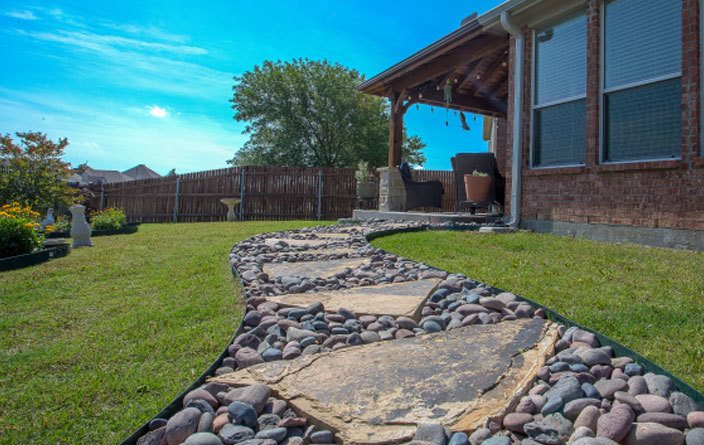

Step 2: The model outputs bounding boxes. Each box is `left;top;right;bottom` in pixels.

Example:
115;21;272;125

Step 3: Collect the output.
0;221;327;445
372;230;704;392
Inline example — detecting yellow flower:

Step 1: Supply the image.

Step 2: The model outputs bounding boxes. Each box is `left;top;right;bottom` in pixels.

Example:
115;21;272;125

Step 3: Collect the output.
44;224;55;233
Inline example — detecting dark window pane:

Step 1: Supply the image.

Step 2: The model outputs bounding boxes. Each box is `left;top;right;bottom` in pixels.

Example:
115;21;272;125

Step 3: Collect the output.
533;99;586;167
604;78;681;162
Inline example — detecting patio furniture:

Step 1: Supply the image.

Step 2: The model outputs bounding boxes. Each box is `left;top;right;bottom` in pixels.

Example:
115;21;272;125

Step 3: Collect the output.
450;153;505;214
398;162;444;210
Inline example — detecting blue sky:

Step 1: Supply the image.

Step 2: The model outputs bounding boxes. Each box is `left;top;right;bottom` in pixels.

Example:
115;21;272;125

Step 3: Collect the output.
0;1;504;174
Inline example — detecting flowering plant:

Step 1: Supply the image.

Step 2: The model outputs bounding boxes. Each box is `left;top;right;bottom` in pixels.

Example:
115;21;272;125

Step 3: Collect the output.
91;207;127;231
0;202;44;258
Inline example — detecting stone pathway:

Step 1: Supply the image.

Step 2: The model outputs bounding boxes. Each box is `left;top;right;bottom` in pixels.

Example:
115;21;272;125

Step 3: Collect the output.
136;221;703;445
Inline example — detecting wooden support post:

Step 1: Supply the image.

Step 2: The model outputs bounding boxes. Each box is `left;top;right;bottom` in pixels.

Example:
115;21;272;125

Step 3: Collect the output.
239;169;246;221
316;170;323;220
99;184;105;211
173;177;180;223
388;92;405;168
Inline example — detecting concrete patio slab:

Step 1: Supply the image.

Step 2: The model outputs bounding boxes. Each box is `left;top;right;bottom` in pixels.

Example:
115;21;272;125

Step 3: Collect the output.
263;257;369;280
265;278;440;319
212;319;558;445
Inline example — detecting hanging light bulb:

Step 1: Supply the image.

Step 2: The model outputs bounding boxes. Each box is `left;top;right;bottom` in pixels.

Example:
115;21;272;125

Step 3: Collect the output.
436;84;440;91
502;61;507;67
476;74;481;80
418;92;423;99
453;77;458;84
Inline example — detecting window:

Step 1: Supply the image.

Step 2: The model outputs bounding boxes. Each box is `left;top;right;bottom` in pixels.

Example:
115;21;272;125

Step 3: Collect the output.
532;13;587;167
602;0;682;162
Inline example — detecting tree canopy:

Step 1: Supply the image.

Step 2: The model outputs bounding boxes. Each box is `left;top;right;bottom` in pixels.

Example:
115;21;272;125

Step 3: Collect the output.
229;59;426;169
0;132;77;211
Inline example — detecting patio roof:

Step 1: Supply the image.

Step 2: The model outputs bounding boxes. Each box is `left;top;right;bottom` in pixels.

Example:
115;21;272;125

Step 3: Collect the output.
358;17;510;117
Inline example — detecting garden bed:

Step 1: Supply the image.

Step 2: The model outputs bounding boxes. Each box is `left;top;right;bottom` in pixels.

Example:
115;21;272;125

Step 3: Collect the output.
46;223;140;239
0;244;71;272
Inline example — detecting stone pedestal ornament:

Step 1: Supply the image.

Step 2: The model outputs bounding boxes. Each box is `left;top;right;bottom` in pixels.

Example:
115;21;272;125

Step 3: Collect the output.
40;208;55;229
220;198;241;222
69;205;93;248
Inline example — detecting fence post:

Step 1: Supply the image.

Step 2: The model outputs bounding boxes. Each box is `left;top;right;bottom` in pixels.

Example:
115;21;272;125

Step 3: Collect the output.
99;184;105;210
173;176;180;223
239;169;246;221
316;170;323;221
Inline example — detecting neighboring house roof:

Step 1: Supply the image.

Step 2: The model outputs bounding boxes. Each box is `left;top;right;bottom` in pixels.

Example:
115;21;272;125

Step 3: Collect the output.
74;167;135;185
67;164;162;185
122;164;162;180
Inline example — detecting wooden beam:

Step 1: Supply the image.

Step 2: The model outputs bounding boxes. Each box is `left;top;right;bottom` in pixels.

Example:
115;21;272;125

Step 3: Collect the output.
389;35;508;92
417;89;506;116
464;58;506;97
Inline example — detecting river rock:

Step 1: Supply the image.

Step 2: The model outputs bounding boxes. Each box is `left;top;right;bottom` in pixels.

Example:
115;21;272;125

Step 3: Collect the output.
165;407;202;445
595;404;634;442
622;422;684;445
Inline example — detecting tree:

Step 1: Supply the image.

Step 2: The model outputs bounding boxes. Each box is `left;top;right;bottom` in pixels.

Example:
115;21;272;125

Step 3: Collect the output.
228;59;426;169
0;132;77;211
166;168;177;177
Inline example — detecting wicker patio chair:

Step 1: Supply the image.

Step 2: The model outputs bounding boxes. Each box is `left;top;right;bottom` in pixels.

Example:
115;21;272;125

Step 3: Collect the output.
398;162;444;211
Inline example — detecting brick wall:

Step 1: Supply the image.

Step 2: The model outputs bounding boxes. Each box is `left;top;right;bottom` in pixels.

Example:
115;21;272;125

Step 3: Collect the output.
500;0;704;231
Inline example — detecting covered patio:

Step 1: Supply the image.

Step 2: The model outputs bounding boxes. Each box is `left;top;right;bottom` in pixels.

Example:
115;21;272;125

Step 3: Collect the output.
354;14;511;224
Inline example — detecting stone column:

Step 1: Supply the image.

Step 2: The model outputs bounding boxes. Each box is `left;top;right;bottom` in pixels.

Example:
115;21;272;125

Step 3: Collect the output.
377;167;406;212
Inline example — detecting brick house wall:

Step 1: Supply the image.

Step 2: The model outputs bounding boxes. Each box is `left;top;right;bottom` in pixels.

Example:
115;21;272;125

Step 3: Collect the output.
498;0;704;232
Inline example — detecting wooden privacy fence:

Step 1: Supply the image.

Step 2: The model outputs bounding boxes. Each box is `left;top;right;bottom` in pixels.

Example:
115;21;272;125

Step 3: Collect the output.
90;166;457;222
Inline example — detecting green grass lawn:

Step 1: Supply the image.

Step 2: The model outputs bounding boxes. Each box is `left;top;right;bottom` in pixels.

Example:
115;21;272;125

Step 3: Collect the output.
0;221;327;445
372;230;704;392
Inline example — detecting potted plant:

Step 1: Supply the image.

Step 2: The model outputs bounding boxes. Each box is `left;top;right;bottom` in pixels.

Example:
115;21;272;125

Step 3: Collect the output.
464;170;493;203
355;161;377;199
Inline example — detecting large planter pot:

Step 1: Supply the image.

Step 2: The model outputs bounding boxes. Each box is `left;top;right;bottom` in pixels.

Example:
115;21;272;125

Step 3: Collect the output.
463;174;492;203
357;182;377;199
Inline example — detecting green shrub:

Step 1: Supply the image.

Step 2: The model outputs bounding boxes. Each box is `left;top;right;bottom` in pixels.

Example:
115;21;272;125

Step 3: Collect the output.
0;203;43;258
90;208;127;231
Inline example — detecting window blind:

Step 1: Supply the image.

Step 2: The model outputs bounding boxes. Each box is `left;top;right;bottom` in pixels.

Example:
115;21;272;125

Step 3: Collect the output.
604;0;681;89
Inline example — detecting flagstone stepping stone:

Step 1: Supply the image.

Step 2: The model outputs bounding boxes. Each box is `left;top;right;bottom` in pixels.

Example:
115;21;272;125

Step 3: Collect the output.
264;236;349;248
294;247;355;256
211;319;559;445
265;279;440;320
263;257;369;280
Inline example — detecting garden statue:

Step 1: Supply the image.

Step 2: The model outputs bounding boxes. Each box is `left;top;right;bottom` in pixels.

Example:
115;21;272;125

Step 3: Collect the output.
69;204;93;248
220;198;241;222
40;208;55;229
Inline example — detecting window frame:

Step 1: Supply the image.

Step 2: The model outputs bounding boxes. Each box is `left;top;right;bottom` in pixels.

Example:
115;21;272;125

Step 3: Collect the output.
530;11;588;170
598;0;683;165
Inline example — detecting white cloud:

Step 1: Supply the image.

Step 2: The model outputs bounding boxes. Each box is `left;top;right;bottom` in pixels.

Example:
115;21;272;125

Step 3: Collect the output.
16;29;207;56
148;105;169;118
5;10;37;20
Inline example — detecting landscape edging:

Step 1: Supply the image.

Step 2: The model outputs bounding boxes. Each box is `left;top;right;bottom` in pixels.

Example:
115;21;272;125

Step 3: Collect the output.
119;222;704;445
0;244;71;272
46;223;140;239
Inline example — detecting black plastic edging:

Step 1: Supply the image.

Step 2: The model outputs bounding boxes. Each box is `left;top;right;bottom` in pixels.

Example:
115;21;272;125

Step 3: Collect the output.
367;224;704;406
0;244;70;272
46;223;140;239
